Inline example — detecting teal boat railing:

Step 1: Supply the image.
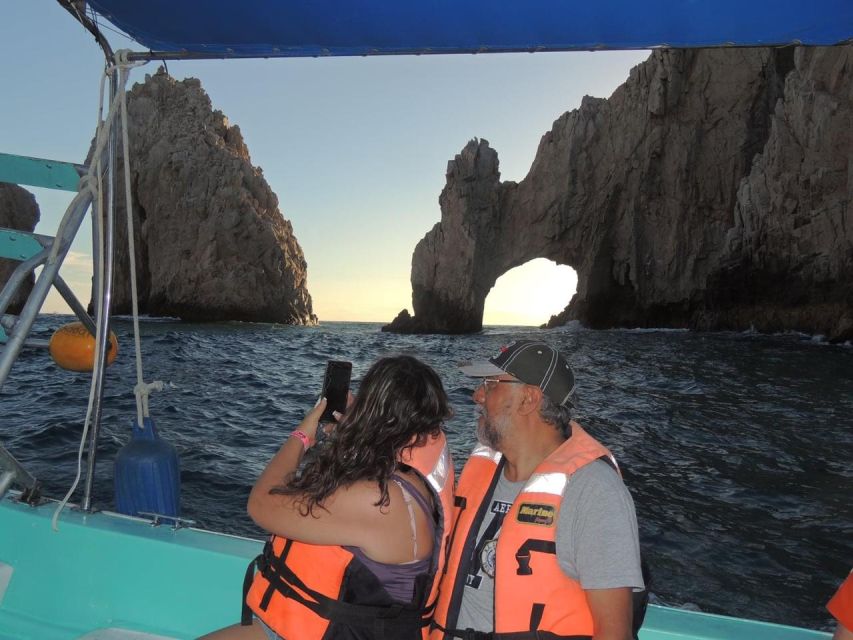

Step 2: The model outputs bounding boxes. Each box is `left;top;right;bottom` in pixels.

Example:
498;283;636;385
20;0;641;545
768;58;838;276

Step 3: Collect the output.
0;229;45;262
0;152;84;192
641;604;831;640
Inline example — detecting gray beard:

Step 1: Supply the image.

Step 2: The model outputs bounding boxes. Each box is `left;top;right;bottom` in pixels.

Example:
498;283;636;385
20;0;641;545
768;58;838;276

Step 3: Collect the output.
476;413;507;449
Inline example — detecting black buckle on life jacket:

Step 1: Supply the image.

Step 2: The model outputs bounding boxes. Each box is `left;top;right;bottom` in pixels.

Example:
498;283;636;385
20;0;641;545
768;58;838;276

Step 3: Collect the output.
514;539;557;576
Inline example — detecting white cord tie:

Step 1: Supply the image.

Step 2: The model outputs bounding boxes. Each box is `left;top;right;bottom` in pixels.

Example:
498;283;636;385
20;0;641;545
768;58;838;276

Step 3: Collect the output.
134;381;167;425
77;175;97;198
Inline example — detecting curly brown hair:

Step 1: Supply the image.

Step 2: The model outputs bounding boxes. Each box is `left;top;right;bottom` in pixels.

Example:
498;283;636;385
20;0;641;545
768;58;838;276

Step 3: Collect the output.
272;355;451;515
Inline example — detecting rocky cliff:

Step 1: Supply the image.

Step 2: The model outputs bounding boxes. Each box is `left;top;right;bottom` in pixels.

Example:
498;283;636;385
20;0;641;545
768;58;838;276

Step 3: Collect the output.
384;46;852;341
104;68;316;324
0;184;40;314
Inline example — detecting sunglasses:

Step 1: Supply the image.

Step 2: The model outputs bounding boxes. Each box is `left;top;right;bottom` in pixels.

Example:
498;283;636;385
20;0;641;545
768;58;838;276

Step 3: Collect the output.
481;378;525;393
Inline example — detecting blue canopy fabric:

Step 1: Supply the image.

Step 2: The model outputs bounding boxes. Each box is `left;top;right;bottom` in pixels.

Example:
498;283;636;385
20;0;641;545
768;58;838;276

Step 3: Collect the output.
86;0;853;58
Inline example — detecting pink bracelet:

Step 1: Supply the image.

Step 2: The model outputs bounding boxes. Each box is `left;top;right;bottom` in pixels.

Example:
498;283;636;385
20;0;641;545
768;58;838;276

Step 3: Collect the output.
291;430;311;450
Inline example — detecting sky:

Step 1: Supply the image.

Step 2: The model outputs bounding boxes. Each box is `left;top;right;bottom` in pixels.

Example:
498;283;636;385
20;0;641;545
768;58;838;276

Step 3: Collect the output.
2;1;649;325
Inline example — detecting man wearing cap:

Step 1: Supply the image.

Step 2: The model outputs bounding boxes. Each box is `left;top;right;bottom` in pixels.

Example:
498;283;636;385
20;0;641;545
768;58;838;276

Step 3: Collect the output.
431;340;644;640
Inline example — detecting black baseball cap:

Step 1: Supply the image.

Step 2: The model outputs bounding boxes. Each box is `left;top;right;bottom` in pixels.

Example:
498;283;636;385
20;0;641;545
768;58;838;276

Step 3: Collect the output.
459;340;576;408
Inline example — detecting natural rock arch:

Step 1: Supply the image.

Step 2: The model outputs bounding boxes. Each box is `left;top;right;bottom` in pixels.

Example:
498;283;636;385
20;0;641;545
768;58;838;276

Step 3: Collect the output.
383;138;589;334
384;46;853;341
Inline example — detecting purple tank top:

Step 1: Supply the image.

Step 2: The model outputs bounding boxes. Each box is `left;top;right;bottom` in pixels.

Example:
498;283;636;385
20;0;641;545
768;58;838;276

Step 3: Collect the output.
344;473;436;602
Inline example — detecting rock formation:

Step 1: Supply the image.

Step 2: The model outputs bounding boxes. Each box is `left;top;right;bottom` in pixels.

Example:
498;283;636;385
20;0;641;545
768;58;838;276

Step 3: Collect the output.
0;184;41;314
383;46;852;341
103;68;316;324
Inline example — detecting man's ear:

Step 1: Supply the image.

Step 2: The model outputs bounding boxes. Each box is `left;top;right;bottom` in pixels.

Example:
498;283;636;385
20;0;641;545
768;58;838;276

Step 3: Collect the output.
516;385;542;416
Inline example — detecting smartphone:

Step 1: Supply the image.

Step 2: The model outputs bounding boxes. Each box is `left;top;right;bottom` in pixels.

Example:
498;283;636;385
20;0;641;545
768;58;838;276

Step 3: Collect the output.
320;360;352;423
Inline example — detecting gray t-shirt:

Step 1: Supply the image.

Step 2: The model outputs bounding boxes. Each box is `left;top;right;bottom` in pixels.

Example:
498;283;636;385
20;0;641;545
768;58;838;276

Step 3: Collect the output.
455;459;644;633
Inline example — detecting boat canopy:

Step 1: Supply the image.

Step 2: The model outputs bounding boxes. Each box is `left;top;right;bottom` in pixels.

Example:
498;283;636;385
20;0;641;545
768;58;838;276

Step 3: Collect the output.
86;0;853;59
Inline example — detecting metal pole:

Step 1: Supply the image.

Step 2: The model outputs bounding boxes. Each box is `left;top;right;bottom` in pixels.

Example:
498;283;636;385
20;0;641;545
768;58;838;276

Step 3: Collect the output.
91;175;102;326
0;194;91;390
53;275;98;337
0;250;50;318
82;69;118;513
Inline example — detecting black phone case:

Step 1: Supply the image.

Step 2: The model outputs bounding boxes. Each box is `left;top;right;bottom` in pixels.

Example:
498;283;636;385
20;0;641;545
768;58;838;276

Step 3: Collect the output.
320;361;351;422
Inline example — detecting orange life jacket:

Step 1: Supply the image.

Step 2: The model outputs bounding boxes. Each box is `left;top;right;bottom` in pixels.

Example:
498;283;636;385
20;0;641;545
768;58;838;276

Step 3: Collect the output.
431;422;616;640
243;432;454;639
828;571;853;632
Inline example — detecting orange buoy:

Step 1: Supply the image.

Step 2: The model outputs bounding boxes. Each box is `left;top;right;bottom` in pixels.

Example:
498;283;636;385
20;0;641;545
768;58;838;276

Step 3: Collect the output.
49;322;118;372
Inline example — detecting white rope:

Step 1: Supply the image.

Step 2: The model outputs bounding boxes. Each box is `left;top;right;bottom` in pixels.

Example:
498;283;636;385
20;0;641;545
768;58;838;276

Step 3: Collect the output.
52;51;150;529
52;63;112;531
112;50;165;427
116;53;151;428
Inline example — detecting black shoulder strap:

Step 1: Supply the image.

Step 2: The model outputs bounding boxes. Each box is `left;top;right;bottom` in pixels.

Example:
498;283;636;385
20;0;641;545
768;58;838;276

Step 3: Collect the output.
596;454;618;471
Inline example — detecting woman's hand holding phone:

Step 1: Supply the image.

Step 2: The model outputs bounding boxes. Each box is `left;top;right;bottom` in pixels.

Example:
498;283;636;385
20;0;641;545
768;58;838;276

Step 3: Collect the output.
317;391;354;439
295;396;327;445
302;362;354;448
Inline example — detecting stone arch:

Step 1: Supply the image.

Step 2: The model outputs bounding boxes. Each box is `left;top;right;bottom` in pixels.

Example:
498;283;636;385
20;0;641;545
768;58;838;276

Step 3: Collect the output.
383;138;591;334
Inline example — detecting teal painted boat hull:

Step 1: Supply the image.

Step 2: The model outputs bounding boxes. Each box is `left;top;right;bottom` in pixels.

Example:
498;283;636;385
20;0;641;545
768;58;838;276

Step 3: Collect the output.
0;495;259;639
0;496;830;639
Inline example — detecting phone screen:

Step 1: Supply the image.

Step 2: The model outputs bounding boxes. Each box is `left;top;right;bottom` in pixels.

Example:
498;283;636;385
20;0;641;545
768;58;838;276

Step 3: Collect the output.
320;360;352;423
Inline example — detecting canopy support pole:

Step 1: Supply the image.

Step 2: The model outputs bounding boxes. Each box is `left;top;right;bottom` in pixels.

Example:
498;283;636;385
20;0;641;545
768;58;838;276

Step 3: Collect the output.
59;0;119;514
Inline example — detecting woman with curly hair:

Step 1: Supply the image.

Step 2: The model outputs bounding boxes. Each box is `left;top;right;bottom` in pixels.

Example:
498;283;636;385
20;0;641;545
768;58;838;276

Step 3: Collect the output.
202;355;454;640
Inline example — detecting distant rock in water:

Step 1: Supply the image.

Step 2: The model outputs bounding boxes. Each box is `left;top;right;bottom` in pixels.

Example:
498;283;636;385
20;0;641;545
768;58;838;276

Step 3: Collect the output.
103;68;317;325
0;184;40;315
384;46;852;341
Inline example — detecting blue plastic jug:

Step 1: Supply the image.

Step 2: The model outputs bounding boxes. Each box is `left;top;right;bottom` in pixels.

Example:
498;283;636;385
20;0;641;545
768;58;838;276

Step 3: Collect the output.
114;417;180;518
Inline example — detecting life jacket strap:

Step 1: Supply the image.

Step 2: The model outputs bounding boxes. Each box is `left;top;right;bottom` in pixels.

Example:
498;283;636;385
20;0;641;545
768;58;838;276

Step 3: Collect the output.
240;553;257;626
529;603;545;630
241;538;277;626
430;620;591;640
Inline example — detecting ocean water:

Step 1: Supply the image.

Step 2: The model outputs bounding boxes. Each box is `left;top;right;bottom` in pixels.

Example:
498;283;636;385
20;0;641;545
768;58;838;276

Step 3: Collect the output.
2;316;851;631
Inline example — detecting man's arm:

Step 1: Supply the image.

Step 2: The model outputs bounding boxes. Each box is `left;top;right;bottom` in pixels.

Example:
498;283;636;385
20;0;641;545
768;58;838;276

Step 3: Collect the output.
557;461;644;639
585;587;633;640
